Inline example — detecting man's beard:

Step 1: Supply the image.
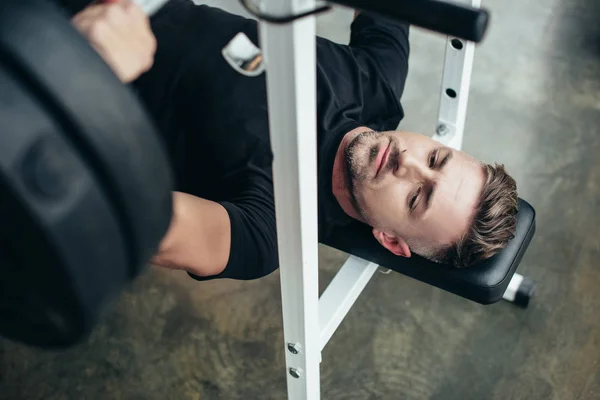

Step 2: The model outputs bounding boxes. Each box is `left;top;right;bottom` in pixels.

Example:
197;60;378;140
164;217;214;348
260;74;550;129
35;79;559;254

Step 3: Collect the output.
344;130;381;221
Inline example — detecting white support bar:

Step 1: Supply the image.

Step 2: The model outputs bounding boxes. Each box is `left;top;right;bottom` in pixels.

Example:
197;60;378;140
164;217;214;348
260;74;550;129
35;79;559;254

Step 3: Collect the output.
135;0;171;16
432;0;481;151
319;256;379;352
502;272;524;302
259;1;321;399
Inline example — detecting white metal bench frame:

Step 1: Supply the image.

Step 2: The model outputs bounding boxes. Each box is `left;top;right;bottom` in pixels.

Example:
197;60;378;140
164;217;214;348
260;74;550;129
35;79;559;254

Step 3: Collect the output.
258;1;524;399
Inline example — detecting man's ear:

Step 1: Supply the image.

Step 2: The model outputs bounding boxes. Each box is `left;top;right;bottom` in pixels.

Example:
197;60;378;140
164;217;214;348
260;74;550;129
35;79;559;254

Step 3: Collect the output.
372;229;411;258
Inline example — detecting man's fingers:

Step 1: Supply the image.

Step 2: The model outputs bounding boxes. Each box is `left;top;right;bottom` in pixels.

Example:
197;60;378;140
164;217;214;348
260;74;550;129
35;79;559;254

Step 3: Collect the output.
82;2;152;58
105;1;154;56
124;1;158;64
133;2;154;30
102;3;130;30
70;0;156;83
71;3;108;26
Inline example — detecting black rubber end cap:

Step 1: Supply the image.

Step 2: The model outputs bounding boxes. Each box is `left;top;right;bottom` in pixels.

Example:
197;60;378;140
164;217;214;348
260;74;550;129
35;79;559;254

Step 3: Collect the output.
474;9;490;42
514;276;536;308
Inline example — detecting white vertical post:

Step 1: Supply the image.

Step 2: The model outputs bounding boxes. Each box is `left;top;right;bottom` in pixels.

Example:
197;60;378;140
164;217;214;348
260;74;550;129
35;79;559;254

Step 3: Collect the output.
259;1;321;399
432;0;481;151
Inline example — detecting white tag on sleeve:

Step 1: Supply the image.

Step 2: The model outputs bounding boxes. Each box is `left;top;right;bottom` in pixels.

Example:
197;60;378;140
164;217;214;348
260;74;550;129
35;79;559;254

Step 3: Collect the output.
222;32;265;77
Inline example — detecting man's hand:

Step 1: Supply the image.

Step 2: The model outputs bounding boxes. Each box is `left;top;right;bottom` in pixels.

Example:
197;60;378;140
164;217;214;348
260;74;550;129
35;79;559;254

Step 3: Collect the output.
72;0;157;83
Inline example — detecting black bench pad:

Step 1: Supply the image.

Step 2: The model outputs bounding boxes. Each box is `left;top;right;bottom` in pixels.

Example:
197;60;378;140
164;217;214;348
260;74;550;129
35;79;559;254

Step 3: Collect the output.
320;198;536;305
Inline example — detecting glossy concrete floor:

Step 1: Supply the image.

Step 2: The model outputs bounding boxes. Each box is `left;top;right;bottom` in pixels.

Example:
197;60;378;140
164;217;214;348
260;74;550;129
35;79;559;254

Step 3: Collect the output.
1;0;600;399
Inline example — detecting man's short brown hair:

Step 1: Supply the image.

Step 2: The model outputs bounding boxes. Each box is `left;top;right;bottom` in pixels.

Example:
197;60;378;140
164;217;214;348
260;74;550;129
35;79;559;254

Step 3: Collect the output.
435;163;518;268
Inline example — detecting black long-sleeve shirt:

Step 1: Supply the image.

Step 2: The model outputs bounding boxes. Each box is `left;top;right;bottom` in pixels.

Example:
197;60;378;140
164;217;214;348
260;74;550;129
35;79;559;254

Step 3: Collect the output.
56;0;410;280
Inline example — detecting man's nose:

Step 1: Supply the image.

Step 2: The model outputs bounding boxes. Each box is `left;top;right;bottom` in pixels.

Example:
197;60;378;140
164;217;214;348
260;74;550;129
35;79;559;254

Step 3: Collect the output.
395;152;435;181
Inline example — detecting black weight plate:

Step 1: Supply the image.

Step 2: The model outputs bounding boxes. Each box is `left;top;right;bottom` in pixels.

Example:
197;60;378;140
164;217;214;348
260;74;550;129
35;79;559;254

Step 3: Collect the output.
0;62;129;348
0;0;173;275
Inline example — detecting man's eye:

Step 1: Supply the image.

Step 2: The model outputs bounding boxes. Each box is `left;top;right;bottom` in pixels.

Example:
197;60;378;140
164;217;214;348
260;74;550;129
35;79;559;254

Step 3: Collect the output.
429;150;438;168
410;187;422;210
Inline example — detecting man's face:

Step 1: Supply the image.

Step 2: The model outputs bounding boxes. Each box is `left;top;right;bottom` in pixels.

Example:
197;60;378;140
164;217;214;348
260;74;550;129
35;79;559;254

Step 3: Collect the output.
344;130;485;256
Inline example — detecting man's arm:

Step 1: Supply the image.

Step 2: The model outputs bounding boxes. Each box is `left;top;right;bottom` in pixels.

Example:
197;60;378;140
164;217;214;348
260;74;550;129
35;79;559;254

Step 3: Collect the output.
69;1;237;277
152;192;231;277
154;180;279;280
349;12;410;99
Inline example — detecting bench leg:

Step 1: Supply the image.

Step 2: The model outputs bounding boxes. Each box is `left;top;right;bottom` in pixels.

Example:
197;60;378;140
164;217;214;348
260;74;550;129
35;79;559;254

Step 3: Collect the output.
319;256;379;352
502;273;536;308
260;0;321;399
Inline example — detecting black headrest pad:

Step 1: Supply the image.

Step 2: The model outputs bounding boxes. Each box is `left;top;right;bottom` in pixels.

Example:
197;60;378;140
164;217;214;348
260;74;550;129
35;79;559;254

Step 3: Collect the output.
321;198;536;304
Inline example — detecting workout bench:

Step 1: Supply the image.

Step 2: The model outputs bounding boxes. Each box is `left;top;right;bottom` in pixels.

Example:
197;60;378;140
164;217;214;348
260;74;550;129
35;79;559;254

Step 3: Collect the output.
255;0;537;398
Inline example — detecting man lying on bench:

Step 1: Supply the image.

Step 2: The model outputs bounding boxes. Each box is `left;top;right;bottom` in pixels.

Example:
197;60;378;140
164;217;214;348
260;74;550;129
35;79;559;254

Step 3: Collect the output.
64;0;518;280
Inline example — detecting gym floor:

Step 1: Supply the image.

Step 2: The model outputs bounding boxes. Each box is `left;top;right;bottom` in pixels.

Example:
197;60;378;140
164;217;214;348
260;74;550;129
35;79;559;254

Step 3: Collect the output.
2;0;599;399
